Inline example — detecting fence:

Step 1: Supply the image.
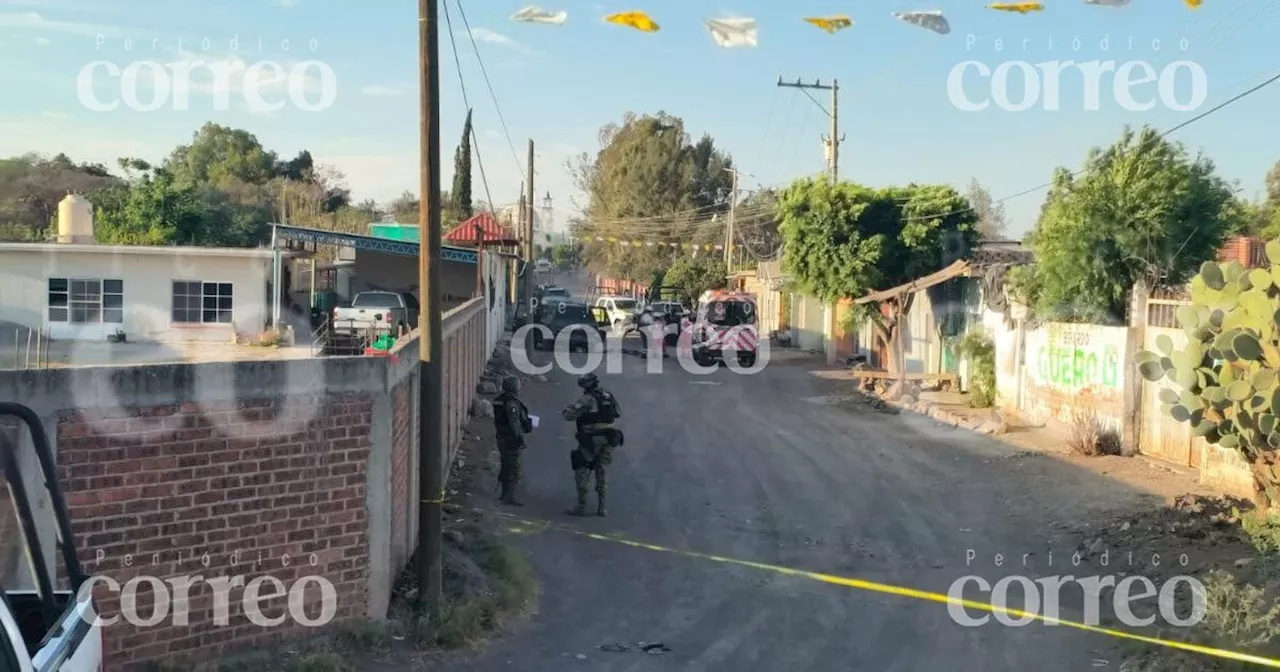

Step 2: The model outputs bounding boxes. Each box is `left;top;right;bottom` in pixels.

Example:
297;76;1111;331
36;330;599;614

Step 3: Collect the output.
0;324;50;370
0;296;497;670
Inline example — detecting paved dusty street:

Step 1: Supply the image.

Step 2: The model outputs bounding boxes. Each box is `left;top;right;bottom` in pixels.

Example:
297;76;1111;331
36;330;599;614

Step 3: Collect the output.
434;331;1173;671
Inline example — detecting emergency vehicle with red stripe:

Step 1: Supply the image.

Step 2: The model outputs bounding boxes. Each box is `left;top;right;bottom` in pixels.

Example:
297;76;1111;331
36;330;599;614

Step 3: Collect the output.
689;290;759;367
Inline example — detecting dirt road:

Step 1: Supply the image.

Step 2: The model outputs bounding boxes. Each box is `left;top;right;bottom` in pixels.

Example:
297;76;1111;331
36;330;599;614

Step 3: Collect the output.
430;340;1197;671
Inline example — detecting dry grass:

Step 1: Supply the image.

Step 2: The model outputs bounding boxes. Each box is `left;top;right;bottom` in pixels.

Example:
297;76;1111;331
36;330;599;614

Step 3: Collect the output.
1067;388;1122;456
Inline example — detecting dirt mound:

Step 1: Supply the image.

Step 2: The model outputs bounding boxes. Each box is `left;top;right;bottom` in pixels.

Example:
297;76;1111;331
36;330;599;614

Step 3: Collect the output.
1068;494;1257;582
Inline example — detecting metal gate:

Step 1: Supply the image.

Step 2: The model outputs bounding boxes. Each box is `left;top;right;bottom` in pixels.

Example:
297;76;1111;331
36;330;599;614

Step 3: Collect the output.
1139;296;1202;468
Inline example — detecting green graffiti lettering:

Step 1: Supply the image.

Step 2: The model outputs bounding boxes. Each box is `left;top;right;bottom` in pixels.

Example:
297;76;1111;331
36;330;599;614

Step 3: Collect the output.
1038;342;1120;389
1102;346;1118;387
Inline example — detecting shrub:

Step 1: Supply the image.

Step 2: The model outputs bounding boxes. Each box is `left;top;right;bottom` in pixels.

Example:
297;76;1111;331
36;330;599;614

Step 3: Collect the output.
956;331;996;408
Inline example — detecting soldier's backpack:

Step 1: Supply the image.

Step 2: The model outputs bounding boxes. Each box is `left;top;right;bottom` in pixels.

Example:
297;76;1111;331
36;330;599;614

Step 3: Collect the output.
591;389;620;423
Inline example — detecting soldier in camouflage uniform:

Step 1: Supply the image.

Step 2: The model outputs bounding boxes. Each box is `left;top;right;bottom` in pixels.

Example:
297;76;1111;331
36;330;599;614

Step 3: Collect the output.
493;376;532;505
561;373;622;516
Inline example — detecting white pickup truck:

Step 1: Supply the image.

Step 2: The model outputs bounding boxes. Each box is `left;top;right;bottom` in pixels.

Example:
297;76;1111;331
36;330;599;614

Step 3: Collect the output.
594;296;638;332
331;291;420;337
1;403;103;672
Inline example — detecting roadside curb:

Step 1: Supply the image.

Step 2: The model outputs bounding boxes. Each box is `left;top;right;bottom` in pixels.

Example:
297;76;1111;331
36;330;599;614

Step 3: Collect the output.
868;391;1009;436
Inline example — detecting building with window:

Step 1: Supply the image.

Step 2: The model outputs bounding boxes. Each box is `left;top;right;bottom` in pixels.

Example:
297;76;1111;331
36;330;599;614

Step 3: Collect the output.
0;242;283;343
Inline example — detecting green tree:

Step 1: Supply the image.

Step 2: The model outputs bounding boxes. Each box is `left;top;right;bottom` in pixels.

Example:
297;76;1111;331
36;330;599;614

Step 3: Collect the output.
1020;126;1241;323
165;123;279;186
778;177;978;374
568;112;734;281
95;167;204;244
662;256;726;306
452;109;473;220
966;178;1007;240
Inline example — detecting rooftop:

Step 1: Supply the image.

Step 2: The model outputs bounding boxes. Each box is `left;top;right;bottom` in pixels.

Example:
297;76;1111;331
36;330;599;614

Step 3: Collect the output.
0;242;289;259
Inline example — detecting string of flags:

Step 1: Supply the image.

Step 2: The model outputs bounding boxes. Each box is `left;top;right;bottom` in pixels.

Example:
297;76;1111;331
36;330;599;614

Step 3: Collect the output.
588;236;725;254
507;0;1181;47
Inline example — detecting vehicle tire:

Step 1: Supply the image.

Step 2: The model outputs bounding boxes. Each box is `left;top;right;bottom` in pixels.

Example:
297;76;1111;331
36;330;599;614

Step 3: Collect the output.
738;352;756;367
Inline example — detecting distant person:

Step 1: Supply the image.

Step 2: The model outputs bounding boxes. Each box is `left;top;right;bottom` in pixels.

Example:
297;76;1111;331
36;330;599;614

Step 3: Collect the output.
493;376;533;506
561;373;622;516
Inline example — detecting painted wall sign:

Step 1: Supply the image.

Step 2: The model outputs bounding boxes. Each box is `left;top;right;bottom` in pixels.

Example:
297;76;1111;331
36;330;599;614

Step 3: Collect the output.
1030;323;1125;391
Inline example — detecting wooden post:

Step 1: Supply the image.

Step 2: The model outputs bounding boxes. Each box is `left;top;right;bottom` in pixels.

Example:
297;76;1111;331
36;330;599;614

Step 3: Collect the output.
474;224;484;297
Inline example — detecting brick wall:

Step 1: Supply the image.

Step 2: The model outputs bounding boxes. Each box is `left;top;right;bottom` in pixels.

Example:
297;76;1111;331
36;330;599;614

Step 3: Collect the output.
0;295;495;671
56;395;372;667
389;377;413;573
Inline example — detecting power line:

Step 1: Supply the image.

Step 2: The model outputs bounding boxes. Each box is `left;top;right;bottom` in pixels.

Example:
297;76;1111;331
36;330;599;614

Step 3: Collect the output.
454;0;525;182
440;0;494;213
892;67;1280;224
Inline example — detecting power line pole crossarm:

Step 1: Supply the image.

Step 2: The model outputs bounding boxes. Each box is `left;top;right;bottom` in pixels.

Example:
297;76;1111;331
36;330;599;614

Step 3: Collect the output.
776;76;842;182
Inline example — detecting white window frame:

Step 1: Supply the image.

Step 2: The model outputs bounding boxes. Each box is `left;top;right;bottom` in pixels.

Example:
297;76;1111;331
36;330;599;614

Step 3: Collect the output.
171;280;234;325
47;277;123;324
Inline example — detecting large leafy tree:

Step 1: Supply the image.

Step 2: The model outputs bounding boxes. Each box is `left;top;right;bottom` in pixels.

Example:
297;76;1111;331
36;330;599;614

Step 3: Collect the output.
778;177;978;374
1018;125;1241;323
966;178;1007;240
661;256;726;306
568;111;734;281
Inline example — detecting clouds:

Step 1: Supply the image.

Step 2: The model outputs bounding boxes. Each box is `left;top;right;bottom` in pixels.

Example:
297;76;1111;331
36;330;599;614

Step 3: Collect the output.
361;84;403;97
0;11;118;37
466;27;537;55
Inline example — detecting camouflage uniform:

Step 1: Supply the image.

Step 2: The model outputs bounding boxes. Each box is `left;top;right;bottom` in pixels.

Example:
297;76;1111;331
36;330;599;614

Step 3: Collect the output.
562;374;622;516
493;377;530;506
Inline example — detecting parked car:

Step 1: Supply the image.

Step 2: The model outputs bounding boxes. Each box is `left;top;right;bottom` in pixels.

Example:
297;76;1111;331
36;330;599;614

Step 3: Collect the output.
529;301;609;352
331;291;420;337
594;295;638;331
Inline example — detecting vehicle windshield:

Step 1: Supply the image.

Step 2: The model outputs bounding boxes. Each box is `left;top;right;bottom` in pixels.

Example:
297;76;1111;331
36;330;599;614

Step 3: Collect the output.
705;300;756;326
613;299;637;311
352;293;401;308
542;288;569;297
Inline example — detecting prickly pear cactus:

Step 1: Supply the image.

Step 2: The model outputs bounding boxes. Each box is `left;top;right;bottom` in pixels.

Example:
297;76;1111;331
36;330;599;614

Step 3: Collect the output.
1137;241;1280;506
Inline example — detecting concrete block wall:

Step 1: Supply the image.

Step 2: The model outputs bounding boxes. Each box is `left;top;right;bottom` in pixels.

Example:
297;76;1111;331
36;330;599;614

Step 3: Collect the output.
0;296;493;670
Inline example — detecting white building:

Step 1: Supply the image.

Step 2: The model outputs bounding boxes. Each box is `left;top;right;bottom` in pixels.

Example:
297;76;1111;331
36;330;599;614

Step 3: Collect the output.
0;195;283;343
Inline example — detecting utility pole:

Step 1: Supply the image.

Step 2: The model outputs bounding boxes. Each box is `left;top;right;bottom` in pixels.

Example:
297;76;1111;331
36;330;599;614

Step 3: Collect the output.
777;77;842;181
414;0;444;620
723;168;753;275
525;140;535;301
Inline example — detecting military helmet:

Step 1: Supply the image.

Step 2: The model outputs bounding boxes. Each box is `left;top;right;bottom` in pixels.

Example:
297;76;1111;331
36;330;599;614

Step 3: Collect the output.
577;372;599;390
501;376;520;394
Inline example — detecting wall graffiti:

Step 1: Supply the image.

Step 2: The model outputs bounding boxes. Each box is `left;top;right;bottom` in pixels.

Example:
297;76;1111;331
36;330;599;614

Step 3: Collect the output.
1030;324;1124;391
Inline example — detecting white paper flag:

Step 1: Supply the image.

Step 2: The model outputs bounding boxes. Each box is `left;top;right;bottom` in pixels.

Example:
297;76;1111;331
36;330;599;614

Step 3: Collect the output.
511;5;567;24
705;17;758;47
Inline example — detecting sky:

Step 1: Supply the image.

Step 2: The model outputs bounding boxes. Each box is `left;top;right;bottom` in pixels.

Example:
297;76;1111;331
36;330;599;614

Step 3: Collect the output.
0;0;1277;238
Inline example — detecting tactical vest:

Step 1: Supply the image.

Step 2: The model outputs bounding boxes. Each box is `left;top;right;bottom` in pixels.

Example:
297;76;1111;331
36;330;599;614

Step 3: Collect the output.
494;392;517;439
577;389;618;429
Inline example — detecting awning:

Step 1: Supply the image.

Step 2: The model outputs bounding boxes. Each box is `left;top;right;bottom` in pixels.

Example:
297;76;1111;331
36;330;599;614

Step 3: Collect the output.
854;259;971;304
443;213;519;246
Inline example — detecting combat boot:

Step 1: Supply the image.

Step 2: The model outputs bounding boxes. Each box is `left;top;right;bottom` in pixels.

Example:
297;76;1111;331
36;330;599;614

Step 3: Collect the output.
498;482;509;503
596;493;607;517
502;483;524;506
566;492;588;516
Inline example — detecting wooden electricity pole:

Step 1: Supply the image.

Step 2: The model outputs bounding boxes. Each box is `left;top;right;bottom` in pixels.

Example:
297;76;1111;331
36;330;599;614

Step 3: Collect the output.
777;77;842;181
415;0;444;620
524;140;535;309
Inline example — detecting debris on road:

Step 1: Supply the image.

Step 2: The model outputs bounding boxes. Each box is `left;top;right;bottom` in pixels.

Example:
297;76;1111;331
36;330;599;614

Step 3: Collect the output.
598;641;671;655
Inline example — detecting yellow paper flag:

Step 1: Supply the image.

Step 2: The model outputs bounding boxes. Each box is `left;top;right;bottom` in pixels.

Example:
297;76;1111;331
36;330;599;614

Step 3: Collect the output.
1185;0;1201;8
803;16;853;33
987;2;1044;12
605;11;660;31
